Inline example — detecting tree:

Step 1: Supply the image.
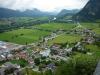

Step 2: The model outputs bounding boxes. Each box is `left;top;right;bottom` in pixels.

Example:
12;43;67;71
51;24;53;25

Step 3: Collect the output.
34;58;40;66
55;60;75;75
55;55;98;75
44;70;53;75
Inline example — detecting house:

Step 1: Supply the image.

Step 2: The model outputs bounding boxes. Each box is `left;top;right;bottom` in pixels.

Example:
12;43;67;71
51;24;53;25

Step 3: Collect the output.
64;48;72;55
50;55;68;61
50;43;61;50
15;51;28;60
0;52;13;61
82;36;95;44
40;49;51;57
0;62;22;75
46;63;56;71
0;41;25;54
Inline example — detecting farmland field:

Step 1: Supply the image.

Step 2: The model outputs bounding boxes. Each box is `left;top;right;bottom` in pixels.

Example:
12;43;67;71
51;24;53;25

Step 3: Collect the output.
85;45;100;57
80;23;100;34
92;28;100;34
80;23;99;29
0;22;99;45
48;34;82;46
33;23;76;31
0;23;76;44
0;29;51;44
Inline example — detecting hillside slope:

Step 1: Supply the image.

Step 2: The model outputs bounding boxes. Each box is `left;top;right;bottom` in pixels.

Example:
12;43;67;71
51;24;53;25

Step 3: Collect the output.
73;0;100;21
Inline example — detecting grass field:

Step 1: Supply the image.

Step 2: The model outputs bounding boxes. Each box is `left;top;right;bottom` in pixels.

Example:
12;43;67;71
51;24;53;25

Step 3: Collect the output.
0;20;11;25
80;23;99;29
48;34;82;45
0;23;76;45
79;22;100;35
0;29;51;44
85;45;100;57
34;23;76;31
0;22;99;45
9;17;49;23
0;17;49;26
92;28;100;34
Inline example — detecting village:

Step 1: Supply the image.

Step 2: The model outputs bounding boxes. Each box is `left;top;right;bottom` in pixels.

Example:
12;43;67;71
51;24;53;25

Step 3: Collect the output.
0;23;99;75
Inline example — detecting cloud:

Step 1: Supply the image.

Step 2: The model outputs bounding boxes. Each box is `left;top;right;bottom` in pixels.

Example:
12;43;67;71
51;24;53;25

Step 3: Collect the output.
0;0;35;11
0;0;89;11
0;0;14;7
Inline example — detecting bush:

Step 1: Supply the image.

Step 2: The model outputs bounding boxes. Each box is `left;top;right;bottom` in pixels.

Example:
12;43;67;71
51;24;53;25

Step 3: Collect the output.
10;59;28;67
55;55;98;75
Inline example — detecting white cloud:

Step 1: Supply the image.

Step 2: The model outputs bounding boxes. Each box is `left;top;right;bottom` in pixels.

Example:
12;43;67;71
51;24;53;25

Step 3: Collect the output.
0;0;89;11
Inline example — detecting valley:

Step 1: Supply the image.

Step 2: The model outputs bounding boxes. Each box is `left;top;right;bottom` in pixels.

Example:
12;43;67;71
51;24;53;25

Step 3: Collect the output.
0;17;100;75
0;0;100;75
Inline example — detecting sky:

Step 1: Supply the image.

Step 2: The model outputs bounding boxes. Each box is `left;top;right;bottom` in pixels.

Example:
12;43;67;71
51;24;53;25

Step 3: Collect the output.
0;0;89;12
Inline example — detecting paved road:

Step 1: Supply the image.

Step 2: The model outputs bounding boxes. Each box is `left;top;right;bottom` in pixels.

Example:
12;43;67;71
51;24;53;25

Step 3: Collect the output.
93;61;100;75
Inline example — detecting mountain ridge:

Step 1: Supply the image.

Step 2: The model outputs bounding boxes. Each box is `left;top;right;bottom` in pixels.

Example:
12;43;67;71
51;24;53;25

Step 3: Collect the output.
56;9;79;19
0;7;54;18
73;0;100;21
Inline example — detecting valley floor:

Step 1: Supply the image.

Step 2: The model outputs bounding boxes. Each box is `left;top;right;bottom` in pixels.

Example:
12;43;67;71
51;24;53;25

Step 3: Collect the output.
0;22;100;75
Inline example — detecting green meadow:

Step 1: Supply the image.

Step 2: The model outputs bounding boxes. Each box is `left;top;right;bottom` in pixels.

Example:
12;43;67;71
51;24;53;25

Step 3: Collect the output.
0;22;99;45
0;23;76;44
48;34;82;46
0;29;51;44
33;23;76;31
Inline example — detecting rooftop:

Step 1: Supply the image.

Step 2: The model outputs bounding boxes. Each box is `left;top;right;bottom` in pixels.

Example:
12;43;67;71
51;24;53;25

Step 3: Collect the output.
0;41;24;53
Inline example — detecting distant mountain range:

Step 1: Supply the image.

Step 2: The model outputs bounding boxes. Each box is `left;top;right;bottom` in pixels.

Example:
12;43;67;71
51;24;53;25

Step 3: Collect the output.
56;9;79;19
1;0;100;21
0;8;54;18
73;0;100;21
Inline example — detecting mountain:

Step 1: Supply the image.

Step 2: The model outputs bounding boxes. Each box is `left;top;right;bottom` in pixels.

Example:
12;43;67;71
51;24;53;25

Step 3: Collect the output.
0;8;23;18
73;0;100;21
0;8;54;18
56;9;79;19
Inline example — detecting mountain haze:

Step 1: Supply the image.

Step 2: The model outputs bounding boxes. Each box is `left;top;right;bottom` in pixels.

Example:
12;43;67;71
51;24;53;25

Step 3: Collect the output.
0;8;54;18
